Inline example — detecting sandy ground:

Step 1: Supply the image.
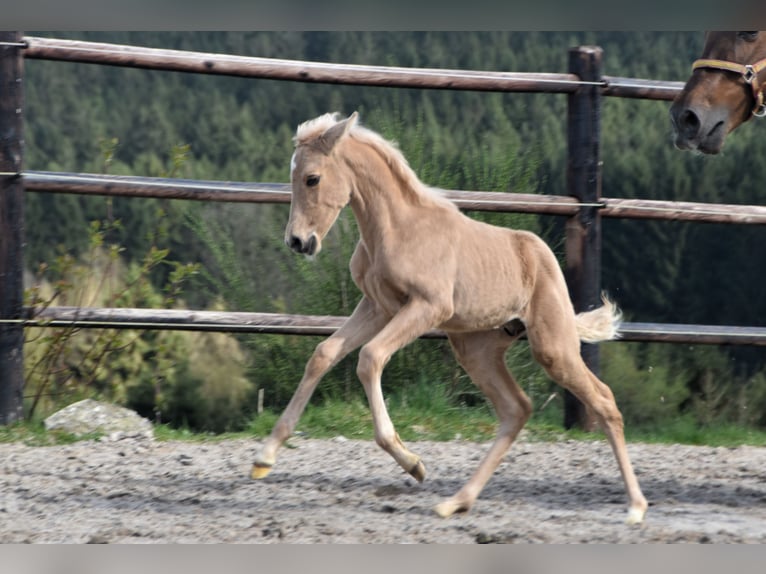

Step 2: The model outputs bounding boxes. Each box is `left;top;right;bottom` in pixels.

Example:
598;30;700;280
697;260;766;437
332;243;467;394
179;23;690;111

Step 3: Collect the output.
2;434;766;543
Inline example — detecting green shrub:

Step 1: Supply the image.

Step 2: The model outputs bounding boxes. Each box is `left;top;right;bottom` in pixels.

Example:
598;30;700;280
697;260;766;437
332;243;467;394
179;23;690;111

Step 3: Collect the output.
600;342;690;428
23;237;254;432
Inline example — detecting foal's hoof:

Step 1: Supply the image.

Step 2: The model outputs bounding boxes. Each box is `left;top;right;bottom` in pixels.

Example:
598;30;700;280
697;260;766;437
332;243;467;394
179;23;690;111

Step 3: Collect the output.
408;459;426;483
251;463;273;479
433;498;470;518
625;505;646;525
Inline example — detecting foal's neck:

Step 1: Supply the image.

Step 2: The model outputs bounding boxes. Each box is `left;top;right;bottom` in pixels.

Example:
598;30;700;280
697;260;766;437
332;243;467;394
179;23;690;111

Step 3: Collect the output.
346;141;421;238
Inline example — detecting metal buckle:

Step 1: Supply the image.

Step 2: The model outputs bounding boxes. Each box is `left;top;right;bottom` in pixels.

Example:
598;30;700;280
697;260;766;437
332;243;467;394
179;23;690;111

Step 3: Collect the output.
744;65;757;83
754;102;766;118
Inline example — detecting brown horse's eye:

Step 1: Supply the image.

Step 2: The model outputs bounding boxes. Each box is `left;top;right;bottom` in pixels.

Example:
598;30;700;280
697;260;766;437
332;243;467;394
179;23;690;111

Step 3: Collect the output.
737;31;759;42
306;175;320;187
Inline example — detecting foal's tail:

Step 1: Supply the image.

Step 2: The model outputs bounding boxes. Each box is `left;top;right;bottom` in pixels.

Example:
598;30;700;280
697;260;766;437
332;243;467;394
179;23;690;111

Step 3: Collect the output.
574;294;622;343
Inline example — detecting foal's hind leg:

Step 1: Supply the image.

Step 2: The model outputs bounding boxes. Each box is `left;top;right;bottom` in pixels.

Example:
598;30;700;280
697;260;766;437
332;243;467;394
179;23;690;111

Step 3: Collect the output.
525;298;648;524
434;329;531;518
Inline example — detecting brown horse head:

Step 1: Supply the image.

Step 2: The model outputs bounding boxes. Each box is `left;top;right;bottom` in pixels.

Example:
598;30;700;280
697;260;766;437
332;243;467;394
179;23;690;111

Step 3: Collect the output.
670;31;766;154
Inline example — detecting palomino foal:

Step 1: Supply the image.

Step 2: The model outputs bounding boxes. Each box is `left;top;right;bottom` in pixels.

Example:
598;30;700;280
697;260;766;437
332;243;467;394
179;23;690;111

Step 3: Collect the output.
252;112;648;524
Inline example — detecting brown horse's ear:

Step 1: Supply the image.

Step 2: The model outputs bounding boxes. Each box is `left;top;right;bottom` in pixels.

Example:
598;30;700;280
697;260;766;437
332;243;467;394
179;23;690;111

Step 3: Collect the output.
319;111;358;153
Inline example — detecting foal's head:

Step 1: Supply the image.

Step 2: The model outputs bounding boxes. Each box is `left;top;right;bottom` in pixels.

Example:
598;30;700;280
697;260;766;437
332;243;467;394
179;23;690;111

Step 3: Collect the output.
285;112;359;256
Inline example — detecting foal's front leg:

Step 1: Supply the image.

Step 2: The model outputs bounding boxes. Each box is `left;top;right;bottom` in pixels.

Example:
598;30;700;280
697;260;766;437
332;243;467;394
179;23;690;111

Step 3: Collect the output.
356;298;450;482
252;297;388;479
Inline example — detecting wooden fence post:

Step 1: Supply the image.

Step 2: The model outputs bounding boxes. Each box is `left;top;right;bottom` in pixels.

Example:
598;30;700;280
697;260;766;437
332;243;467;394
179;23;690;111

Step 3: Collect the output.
0;31;25;425
564;46;603;430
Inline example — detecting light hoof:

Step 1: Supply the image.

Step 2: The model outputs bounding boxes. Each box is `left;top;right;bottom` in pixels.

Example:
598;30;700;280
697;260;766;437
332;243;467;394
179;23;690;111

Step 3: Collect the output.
251;463;273;480
408;459;426;483
625;506;646;525
433;498;469;518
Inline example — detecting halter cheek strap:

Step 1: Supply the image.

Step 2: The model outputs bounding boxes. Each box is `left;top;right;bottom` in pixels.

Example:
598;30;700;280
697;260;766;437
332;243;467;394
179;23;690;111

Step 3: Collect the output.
692;57;766;117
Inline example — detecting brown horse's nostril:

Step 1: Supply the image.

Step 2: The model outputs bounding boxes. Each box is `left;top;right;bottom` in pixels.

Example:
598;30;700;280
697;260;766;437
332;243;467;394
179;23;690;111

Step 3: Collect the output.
678;108;701;139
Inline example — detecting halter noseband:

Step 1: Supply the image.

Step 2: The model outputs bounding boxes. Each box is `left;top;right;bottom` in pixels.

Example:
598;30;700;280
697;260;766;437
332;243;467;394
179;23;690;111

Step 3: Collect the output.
692;57;766;118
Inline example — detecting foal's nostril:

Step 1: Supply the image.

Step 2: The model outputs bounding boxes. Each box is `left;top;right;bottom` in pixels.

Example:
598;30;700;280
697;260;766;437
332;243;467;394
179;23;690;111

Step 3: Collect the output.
288;235;304;253
288;234;318;255
305;235;317;256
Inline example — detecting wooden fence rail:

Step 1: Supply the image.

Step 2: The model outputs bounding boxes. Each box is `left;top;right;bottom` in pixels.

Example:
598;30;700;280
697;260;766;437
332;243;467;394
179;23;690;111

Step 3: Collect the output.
17;306;766;347
24;171;766;225
22;36;685;100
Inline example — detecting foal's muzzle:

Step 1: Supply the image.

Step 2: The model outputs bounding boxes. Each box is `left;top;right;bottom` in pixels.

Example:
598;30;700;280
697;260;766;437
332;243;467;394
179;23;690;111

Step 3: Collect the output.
287;234;318;256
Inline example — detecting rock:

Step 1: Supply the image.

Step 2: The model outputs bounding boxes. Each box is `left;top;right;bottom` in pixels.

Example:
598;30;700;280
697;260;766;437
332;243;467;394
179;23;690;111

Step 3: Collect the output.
44;399;154;441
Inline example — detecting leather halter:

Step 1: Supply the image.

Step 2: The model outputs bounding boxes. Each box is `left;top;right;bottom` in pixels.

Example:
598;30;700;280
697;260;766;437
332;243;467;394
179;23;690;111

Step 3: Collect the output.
692;57;766;118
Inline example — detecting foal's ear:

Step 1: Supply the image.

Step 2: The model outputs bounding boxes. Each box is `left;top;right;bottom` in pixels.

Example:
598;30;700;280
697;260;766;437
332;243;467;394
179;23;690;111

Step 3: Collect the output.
319;111;358;153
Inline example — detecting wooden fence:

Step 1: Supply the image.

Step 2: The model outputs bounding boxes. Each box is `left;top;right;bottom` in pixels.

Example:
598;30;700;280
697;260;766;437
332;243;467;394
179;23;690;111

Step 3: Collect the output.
2;32;765;426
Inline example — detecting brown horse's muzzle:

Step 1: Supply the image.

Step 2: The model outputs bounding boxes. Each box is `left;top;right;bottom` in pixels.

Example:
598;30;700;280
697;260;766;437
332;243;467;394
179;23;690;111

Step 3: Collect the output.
671;52;766;154
669;98;731;154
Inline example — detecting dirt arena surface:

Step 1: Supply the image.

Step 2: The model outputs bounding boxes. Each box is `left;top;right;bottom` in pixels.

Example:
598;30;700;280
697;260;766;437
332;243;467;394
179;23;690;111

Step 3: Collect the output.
2;434;766;543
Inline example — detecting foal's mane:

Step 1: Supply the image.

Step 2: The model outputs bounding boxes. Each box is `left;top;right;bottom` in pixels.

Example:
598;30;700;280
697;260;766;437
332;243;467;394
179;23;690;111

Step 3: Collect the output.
295;113;457;211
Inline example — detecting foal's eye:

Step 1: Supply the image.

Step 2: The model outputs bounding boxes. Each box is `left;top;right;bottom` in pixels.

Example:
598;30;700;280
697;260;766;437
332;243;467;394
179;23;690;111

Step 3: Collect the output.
737;31;759;42
306;175;320;187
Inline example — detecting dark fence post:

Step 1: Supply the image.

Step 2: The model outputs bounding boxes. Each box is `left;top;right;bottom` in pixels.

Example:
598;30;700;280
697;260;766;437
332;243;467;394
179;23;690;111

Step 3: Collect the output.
0;31;25;425
564;46;603;430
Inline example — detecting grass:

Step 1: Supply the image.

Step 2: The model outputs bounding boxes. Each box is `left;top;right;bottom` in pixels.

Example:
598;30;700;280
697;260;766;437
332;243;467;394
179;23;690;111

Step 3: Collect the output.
625;416;766;447
4;396;766;448
0;420;104;446
276;397;501;442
